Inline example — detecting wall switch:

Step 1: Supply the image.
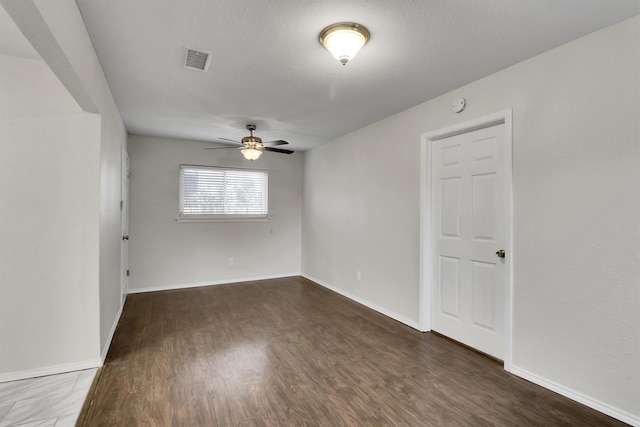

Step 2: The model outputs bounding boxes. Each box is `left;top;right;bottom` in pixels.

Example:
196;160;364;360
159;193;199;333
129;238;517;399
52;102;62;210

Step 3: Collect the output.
356;271;362;282
227;258;234;267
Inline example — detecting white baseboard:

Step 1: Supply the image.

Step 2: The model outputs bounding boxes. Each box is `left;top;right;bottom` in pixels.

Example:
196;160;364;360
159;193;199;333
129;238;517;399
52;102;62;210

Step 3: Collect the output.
101;297;126;362
0;358;102;383
301;273;421;331
511;366;639;426
128;272;302;294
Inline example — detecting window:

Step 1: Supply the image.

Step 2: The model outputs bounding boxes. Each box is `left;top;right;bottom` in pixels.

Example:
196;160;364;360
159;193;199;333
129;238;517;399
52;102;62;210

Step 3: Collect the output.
179;165;268;221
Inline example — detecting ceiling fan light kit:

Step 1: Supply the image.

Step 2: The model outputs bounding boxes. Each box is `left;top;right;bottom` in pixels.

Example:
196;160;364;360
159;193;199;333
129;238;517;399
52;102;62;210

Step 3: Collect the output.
319;22;370;65
241;147;263;161
240;124;264;160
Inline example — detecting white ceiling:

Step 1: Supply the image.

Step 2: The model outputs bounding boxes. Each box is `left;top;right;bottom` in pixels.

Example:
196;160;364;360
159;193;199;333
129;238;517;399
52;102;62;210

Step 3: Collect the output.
0;4;40;61
75;0;639;151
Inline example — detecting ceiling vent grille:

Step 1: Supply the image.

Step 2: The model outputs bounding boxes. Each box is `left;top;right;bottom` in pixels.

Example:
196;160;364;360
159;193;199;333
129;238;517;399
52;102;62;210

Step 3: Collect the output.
184;47;211;72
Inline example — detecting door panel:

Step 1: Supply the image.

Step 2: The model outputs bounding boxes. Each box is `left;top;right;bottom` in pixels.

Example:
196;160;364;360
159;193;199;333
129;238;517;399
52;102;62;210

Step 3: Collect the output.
472;173;496;240
431;123;507;360
440;178;461;237
471;260;497;330
439;256;460;318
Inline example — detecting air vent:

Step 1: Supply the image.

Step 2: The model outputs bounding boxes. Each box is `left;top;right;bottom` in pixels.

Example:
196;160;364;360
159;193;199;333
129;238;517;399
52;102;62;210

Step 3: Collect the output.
184;47;211;72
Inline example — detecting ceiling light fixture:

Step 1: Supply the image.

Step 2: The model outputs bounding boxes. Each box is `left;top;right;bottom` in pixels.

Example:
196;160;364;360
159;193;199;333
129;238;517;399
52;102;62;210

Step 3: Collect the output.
240;127;264;160
241;147;263;161
319;22;370;65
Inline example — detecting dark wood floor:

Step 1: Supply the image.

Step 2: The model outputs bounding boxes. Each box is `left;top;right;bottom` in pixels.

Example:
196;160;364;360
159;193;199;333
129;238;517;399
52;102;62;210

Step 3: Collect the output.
78;276;623;426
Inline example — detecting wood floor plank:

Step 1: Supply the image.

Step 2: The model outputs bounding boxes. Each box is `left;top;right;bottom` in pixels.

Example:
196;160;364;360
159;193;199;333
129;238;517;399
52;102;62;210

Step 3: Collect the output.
79;276;625;426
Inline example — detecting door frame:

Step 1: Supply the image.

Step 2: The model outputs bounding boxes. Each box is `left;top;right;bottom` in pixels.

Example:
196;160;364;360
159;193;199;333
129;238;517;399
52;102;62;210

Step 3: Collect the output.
419;109;513;371
120;147;130;305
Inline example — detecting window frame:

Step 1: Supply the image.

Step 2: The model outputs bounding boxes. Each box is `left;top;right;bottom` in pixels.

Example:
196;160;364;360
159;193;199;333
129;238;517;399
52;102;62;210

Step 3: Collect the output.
177;164;269;222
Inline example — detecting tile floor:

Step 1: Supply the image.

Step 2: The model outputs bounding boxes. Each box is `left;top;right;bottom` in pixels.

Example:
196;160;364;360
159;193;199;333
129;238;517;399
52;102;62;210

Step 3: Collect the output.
0;369;96;427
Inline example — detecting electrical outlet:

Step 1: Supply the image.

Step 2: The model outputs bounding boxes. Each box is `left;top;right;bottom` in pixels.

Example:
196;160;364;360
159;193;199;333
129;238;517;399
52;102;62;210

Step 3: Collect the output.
227;258;234;267
356;270;362;282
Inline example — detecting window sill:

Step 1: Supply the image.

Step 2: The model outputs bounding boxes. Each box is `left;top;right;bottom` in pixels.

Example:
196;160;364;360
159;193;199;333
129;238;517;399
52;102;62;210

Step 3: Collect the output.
176;217;270;223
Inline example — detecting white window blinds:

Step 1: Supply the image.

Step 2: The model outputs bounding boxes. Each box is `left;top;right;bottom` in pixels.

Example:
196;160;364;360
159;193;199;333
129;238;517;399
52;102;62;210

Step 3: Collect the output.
179;165;268;220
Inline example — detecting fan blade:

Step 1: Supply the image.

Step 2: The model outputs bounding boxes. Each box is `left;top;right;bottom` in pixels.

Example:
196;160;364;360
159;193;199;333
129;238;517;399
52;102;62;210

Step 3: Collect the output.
204;146;239;150
218;138;243;145
263;139;289;146
264;147;294;154
204;137;243;150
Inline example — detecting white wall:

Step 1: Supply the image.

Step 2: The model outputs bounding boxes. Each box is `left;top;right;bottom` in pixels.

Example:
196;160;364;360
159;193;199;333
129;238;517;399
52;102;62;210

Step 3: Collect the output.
30;0;128;357
1;0;127;375
0;53;101;378
128;135;302;292
302;16;640;421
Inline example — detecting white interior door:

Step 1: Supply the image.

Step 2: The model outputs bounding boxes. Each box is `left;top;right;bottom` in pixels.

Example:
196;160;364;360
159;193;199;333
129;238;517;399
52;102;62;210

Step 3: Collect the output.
431;123;509;360
121;149;130;304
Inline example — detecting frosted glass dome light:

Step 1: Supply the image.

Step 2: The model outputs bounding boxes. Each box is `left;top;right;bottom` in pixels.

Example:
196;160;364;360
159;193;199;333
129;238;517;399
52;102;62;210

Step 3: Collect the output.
319;22;370;66
241;148;263;161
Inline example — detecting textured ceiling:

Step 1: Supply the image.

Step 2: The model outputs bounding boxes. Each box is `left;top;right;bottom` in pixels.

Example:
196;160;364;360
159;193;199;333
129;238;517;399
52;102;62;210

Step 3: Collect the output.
75;0;639;151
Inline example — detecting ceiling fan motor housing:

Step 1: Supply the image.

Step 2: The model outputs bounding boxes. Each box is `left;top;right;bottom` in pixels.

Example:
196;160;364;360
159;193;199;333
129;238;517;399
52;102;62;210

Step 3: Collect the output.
242;136;263;147
242;124;263;148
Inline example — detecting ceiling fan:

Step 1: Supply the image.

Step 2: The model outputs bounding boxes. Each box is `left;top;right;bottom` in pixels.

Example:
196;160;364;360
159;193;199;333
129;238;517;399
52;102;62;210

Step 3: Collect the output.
205;124;294;160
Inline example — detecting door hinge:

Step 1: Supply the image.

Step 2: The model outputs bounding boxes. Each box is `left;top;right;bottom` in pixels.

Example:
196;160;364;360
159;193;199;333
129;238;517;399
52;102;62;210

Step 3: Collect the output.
120;200;124;210
126;269;130;277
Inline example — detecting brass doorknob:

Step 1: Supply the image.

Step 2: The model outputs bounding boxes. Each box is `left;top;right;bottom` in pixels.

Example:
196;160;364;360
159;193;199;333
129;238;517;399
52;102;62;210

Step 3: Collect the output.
496;249;505;258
